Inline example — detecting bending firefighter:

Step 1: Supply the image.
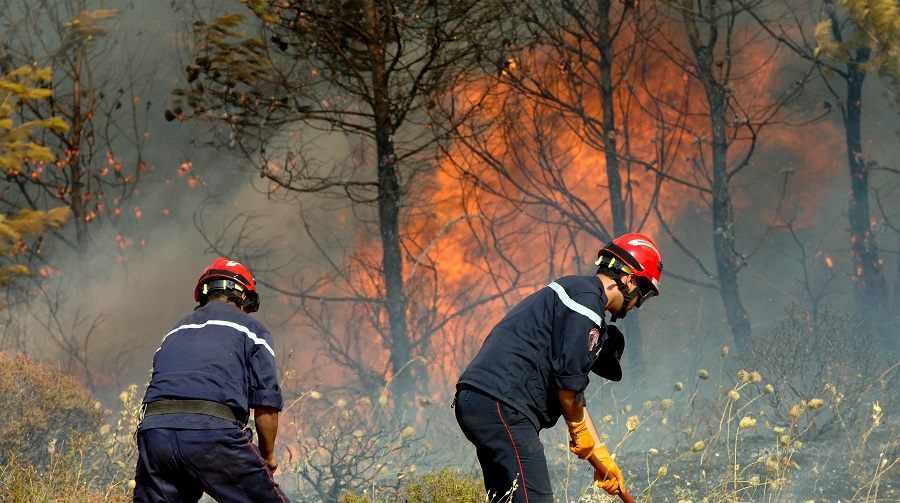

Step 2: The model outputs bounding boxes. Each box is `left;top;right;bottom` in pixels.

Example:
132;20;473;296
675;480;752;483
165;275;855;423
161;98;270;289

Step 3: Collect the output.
454;234;663;502
132;258;291;503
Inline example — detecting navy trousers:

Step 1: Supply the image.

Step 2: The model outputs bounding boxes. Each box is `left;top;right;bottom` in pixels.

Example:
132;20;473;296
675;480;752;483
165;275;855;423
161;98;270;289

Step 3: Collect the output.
455;388;553;503
132;427;291;503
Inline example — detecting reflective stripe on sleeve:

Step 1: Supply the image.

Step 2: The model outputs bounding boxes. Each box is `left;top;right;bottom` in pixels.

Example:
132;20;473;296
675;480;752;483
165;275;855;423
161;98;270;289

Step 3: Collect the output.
547;282;604;326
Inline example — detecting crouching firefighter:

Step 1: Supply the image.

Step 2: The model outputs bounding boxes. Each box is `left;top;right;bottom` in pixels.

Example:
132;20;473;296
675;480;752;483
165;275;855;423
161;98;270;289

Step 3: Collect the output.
132;258;291;503
454;233;663;503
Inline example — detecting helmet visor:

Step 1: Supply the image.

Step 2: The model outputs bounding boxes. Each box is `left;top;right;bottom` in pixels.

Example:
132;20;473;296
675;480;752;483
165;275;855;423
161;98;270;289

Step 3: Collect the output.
634;278;656;309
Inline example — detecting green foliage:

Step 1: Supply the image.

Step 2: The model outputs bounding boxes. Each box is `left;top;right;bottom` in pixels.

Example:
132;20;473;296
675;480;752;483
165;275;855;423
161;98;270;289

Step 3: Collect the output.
841;0;900;81
0;66;70;173
0;353;106;470
171;12;273;117
815;0;900;102
0;66;72;292
64;9;120;41
339;468;487;503
0;207;73;284
399;469;488;503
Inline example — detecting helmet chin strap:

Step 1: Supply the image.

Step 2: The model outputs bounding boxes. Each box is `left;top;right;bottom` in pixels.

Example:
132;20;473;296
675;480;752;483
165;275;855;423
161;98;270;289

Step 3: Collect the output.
610;278;640;322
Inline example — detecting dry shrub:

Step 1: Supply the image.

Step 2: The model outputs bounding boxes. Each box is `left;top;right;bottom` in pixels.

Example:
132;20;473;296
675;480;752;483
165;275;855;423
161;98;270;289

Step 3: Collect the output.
281;390;438;502
0;435;130;503
0;352;106;469
0;353;140;502
735;303;898;440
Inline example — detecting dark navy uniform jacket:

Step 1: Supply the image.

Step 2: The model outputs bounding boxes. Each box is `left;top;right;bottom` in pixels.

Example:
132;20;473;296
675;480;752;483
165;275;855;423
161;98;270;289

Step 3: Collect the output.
457;275;608;430
139;300;284;431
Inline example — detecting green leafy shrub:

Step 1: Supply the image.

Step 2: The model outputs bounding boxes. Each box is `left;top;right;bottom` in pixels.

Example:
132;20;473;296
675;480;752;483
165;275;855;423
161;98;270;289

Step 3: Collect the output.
399;469;488;502
339;468;487;503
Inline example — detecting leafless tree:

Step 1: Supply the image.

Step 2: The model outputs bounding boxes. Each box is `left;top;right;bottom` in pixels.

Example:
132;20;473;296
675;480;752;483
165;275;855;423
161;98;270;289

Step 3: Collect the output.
0;0;160;389
640;0;814;351
278;391;436;502
170;0;518;415
743;0;896;339
441;0;690;373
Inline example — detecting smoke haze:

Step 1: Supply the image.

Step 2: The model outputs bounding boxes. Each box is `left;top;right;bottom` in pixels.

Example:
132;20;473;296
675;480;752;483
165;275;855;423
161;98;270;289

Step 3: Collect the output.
2;2;898;500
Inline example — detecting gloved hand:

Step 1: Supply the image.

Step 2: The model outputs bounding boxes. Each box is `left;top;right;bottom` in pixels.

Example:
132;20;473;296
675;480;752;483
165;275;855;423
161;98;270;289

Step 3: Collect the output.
592;444;624;496
566;416;595;459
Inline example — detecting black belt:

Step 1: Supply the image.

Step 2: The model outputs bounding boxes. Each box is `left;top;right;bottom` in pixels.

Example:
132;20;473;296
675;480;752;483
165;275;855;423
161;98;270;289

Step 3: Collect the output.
143;400;240;423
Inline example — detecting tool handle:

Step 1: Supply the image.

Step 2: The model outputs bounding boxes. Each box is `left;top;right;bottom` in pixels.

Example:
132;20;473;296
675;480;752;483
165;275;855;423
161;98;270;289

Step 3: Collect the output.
588;454;636;503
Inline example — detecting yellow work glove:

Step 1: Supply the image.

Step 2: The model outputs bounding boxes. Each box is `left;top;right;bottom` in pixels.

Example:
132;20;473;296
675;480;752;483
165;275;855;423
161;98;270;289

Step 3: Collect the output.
592;444;624;496
566;416;595;459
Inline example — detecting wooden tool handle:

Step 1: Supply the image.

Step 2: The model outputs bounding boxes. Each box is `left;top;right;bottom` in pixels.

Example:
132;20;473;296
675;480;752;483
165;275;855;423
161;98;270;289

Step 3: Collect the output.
588;454;636;503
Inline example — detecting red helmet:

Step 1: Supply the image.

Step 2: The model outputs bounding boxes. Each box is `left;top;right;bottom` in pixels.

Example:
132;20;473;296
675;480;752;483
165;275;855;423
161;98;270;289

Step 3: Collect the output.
194;258;260;312
597;233;663;298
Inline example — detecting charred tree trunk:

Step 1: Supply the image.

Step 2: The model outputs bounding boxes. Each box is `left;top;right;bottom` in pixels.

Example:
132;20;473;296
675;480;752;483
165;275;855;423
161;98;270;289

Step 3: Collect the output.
843;51;889;331
682;2;752;352
369;5;415;415
707;88;751;352
68;42;88;259
596;0;645;374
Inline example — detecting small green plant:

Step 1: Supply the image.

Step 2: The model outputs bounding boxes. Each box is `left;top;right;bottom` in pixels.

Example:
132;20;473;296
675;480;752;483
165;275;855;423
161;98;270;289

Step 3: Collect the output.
339;468;488;503
399;468;489;503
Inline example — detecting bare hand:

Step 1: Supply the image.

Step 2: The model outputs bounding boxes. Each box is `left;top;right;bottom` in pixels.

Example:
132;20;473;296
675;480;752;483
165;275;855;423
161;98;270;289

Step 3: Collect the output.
262;452;278;473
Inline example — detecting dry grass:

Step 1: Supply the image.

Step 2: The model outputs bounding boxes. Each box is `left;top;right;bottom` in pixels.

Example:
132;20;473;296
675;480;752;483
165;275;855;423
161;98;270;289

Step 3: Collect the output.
2;304;896;503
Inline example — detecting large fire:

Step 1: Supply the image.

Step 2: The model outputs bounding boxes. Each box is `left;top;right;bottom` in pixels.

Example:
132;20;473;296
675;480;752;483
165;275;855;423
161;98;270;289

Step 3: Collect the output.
420;17;845;395
201;6;848;427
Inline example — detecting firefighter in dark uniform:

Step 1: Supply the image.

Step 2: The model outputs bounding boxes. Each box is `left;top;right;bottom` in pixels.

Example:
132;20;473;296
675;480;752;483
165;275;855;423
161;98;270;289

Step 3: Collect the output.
455;233;663;503
132;258;291;503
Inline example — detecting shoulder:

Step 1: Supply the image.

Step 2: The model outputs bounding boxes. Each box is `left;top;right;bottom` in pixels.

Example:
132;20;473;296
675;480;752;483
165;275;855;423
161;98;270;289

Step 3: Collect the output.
547;276;607;324
549;275;603;299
